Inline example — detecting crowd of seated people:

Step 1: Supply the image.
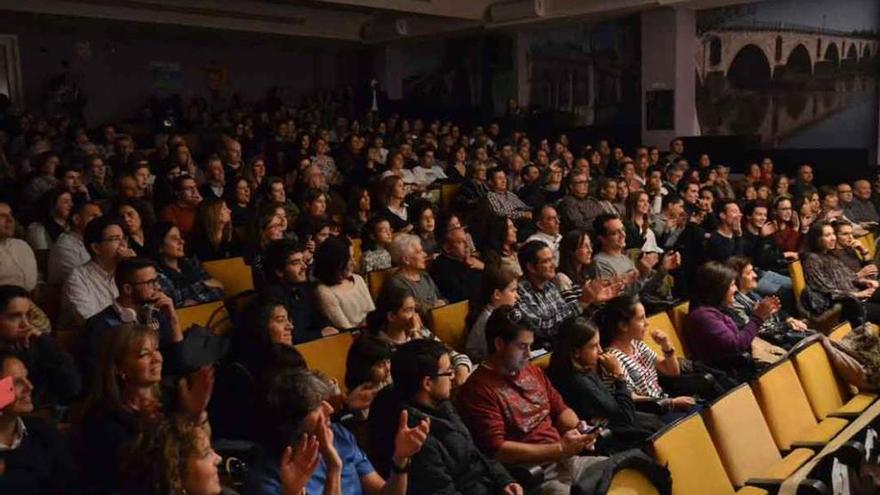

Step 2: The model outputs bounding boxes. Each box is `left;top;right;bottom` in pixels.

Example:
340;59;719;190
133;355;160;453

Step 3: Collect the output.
2;84;880;494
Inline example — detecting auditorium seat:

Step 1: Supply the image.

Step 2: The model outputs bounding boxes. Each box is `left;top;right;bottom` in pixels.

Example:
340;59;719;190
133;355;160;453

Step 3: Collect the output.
751;360;848;451
351;238;363;274
703;384;813;488
202;257;255;298
790;339;875;419
177;300;232;335
668;302;689;341
650;413;768;495
440;183;461;212
429;300;469;352
645;311;688;358
368;267;395;301
606;468;661;495
828;322;853;342
789;260;841;333
296;332;356;392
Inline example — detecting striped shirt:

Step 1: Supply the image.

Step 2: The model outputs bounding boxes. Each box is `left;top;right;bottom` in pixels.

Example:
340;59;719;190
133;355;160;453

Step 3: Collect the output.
605;340;665;399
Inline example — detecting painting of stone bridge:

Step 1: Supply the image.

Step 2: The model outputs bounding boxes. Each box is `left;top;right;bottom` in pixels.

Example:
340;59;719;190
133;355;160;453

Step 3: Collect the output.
696;0;879;151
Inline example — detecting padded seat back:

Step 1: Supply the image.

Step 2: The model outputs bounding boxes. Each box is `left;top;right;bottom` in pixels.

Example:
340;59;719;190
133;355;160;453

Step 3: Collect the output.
607;468;660;495
368;268;396;301
645;312;687;358
430;301;469;352
650;414;737;495
203;257;254;298
703;384;784;486
751;360;819;450
296;332;356;392
177;300;232;335
791;341;850;420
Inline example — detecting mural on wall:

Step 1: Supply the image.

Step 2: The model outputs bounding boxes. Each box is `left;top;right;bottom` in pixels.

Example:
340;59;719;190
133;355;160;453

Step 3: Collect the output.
696;0;879;150
524;15;640;127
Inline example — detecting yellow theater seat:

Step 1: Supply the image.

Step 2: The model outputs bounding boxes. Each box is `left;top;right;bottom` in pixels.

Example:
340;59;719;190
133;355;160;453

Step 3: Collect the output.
704;384;813;487
829;322;853;342
650;414;768;495
752;360;848;451
791;340;876;419
368;268;396;301
177;300;232;335
296;332;356;392
202;257;254;298
645;311;688;358
607;468;659;495
430;300;469;352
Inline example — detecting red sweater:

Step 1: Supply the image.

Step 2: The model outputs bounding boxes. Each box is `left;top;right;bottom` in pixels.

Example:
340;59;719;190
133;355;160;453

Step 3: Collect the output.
456;363;568;456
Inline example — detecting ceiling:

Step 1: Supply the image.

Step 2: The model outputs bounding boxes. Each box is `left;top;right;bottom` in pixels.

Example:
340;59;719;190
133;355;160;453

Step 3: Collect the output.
0;0;759;43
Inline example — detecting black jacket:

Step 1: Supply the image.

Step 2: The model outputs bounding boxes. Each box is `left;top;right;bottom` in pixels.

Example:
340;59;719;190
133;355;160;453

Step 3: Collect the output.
4;334;80;408
742;228;788;275
0;417;75;495
429;253;483;303
405;401;515;495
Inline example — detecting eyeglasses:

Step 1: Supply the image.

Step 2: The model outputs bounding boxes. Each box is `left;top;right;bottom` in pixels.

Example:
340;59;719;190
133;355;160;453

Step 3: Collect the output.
433;369;455;378
131;278;160;287
102;235;128;244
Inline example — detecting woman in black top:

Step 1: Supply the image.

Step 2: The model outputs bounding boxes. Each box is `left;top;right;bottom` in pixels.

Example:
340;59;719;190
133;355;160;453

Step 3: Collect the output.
190;198;242;261
547;317;662;454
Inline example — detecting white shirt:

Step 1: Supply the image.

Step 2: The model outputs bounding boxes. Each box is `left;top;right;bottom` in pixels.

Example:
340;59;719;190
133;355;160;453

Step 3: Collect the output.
60;260;118;327
0;417;26;451
47;232;90;285
410;166;447;188
0;238;38;291
526;230;562;264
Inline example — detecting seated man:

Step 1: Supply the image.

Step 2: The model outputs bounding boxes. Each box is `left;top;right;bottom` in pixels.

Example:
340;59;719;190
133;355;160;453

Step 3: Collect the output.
558;172;602;233
386;339;521;495
60;216;135;328
741;201;797;278
486;167;532;222
82;258;183;388
160;175;202;244
0;285;80;408
0;203;38;293
525;205;562;264
260;239;336;343
457;306;604;495
592;213;680;302
0;352;76;493
429;226;484;303
245;367;430;495
47;200;102;285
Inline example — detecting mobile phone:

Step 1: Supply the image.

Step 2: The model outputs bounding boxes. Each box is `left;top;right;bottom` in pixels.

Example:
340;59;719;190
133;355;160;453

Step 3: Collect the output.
0;376;14;410
577;420;602;435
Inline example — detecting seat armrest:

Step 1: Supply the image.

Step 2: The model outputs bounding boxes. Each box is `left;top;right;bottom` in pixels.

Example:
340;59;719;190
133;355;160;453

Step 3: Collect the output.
506;464;545;489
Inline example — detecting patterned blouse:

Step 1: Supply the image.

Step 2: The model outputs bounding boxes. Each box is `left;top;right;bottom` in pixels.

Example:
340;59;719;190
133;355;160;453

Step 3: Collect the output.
605;340;665;399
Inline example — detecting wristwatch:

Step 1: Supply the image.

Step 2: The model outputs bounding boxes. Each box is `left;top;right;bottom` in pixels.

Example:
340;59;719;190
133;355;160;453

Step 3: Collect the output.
391;457;410;474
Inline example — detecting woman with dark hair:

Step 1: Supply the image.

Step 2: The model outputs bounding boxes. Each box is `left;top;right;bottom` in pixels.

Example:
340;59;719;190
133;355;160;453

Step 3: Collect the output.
446;145;469;184
594;294;694;415
623;191;658;250
464;266;519;362
314;236;374;330
229;177;255;230
117;199;150;258
368;285;471;385
547;317;662;453
481;215;521;277
685;261;779;373
294;188;330;241
411;201;439;257
801;221;880;325
148;222;224;308
210;301;306;441
343;186;372;237
75;324;213;494
725;256;810;350
190;198;241;261
556;230;595;293
376;175;412;232
242;154;267;201
771;196;802;255
344;335;392;418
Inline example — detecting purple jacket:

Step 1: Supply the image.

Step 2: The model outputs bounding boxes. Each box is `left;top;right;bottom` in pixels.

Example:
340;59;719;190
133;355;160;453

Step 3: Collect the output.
684;306;762;364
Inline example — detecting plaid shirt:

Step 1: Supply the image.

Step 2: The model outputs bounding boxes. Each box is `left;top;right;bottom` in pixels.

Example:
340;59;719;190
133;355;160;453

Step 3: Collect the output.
157;258;224;308
515;278;580;343
487;191;532;220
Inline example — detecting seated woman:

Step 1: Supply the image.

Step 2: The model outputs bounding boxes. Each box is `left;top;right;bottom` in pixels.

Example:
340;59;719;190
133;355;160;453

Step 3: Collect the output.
556;229;596;304
210;301;305;441
116;199;150;258
725;256;811;351
411;201;439;258
685;261;779;378
369;285;471;385
464;265;519;362
75;323;212;494
26;188;72;268
386;233;446;314
595;294;695;421
121;415;331;495
190;198;242;261
547;318;663;454
344;334;392;419
361;217;393;273
148;222;224;308
294;188;330;241
802;221;880;326
480;215;521;277
229;177;256;230
376;175;412;233
247;209;287;290
314;236;375;330
0;352;75;494
343;186;372;238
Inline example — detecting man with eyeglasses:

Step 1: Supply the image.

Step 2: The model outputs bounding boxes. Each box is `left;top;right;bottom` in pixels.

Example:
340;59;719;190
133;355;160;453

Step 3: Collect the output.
558;172;603;233
81;257;183;388
457;306;604;495
370;338;522;495
844;180;880;225
60;216;136;329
